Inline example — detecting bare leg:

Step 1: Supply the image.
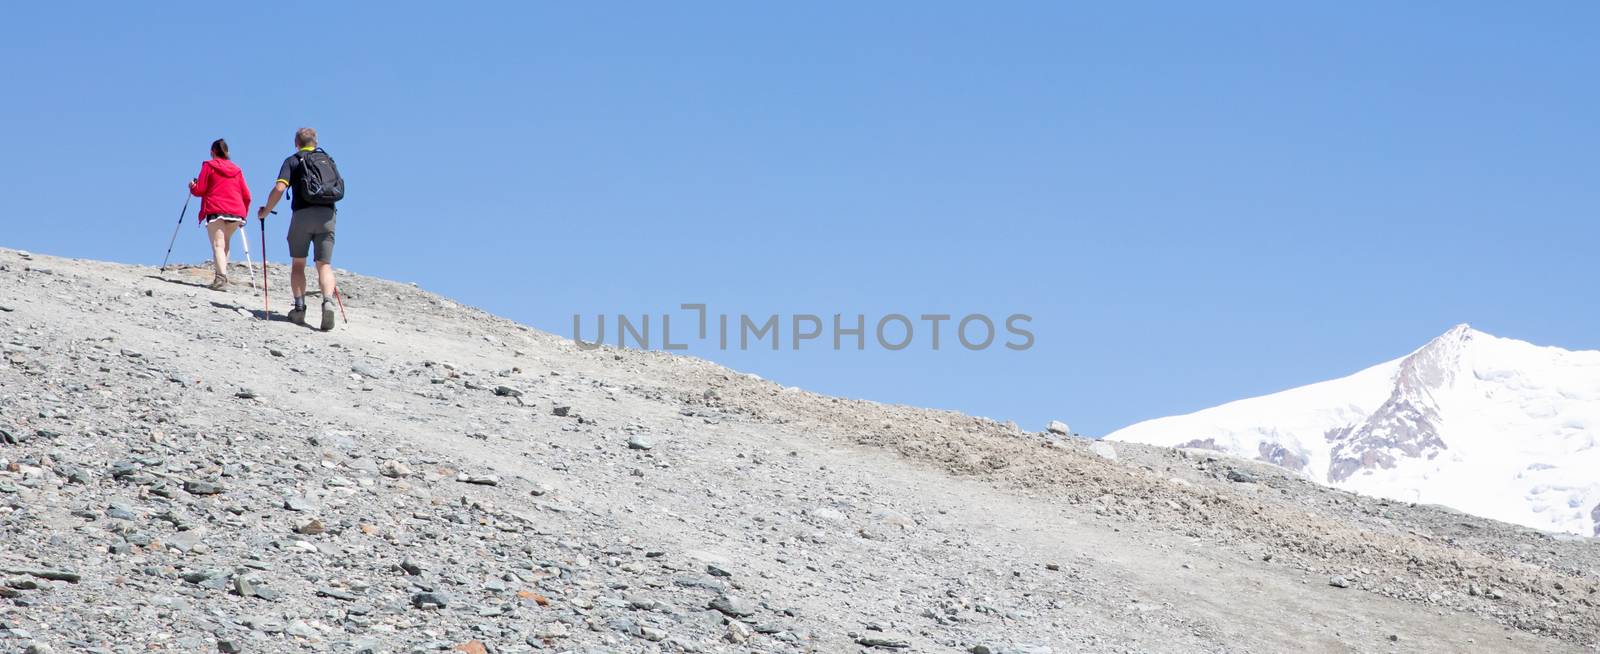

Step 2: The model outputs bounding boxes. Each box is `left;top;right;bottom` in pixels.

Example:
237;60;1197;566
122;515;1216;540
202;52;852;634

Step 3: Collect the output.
316;262;337;300
219;221;239;271
291;257;308;299
207;221;229;277
221;221;238;259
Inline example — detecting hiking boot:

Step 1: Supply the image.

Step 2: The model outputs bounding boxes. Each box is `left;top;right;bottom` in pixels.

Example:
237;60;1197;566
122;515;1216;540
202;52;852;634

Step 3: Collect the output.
208;273;228;291
287;305;306;326
320;299;336;332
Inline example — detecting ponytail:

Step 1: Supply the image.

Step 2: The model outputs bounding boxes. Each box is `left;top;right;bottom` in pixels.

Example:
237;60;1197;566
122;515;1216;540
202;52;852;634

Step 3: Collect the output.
211;138;230;160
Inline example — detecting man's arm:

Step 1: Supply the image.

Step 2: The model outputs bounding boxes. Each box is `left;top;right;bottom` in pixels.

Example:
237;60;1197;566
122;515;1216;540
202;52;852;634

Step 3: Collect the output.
259;156;295;220
257;181;287;220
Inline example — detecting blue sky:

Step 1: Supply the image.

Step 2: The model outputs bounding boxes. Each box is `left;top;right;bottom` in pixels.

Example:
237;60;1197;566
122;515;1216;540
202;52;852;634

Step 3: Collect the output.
3;3;1596;434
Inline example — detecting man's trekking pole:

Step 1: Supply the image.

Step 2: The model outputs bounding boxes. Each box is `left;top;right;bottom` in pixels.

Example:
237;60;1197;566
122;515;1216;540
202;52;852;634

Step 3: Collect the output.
238;222;257;288
259;214;270;318
158;193;192;273
334;288;348;323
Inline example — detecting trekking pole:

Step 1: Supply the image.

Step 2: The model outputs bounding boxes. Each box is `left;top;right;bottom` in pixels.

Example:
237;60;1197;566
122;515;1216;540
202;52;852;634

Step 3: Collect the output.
237;221;257;288
259;213;271;318
158;193;192;273
334;288;348;323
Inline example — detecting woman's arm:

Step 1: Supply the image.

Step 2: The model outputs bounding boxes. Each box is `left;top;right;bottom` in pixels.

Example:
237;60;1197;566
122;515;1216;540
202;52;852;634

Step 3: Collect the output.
189;163;210;197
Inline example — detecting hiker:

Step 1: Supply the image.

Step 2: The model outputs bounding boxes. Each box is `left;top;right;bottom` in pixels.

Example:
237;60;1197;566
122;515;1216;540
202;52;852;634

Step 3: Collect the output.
188;139;252;290
256;127;344;330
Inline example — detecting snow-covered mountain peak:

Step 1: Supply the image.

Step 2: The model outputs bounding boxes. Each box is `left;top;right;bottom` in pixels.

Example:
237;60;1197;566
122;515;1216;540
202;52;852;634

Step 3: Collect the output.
1109;326;1600;536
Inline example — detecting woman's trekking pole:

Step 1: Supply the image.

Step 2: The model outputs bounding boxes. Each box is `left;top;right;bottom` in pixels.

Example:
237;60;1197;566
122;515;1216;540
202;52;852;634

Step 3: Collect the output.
159;193;192;273
334;288;348;324
238;222;257;288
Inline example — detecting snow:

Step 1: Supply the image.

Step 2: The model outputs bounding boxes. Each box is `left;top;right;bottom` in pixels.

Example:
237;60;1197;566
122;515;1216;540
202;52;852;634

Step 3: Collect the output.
1108;324;1600;536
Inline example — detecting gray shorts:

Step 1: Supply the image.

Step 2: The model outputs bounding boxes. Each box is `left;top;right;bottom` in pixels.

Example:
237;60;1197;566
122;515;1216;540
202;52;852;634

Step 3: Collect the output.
287;207;337;263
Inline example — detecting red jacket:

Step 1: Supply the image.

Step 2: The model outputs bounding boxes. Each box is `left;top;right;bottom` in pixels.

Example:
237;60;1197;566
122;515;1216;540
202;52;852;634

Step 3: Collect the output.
189;159;252;222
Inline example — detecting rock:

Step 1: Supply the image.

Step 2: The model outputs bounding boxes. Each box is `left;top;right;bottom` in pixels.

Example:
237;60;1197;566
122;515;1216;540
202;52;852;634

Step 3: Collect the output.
858;633;912;649
1089;440;1117;460
60;465;91;484
706;563;732;577
532;622;570;640
551;405;572;417
282;496;316;512
217;639;244;653
183;480;225;495
1046;420;1070;435
727;621;754;643
284;620;317;639
295;519;325;535
351;364;383;379
232;574;260;598
343;639;381;654
379;460;412;478
710;594;756;617
411;591;450;609
456;473;499;486
316;587;357;601
454;641;489;654
399;558;424;575
1226;469;1256;484
234;388;258;399
1329;575;1351;588
627;434;655;451
0;568;80;584
493;385;523;398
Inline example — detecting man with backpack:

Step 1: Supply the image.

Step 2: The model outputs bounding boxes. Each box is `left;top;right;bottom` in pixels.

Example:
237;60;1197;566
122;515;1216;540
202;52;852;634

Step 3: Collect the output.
257;127;345;331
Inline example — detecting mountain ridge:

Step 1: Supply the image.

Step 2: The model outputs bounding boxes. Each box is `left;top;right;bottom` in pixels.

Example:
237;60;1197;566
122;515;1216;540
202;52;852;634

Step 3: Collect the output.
3;248;1599;652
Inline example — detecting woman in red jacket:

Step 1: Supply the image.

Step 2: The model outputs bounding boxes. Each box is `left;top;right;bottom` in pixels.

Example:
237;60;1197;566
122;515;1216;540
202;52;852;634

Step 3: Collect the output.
189;139;253;290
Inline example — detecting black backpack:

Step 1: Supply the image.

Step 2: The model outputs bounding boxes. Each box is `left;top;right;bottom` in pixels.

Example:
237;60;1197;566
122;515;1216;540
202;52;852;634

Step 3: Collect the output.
294;149;345;205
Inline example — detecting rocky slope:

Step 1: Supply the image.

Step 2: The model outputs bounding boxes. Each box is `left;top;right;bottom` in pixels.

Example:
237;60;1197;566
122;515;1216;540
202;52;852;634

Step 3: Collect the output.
1;247;1597;653
1109;325;1600;537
